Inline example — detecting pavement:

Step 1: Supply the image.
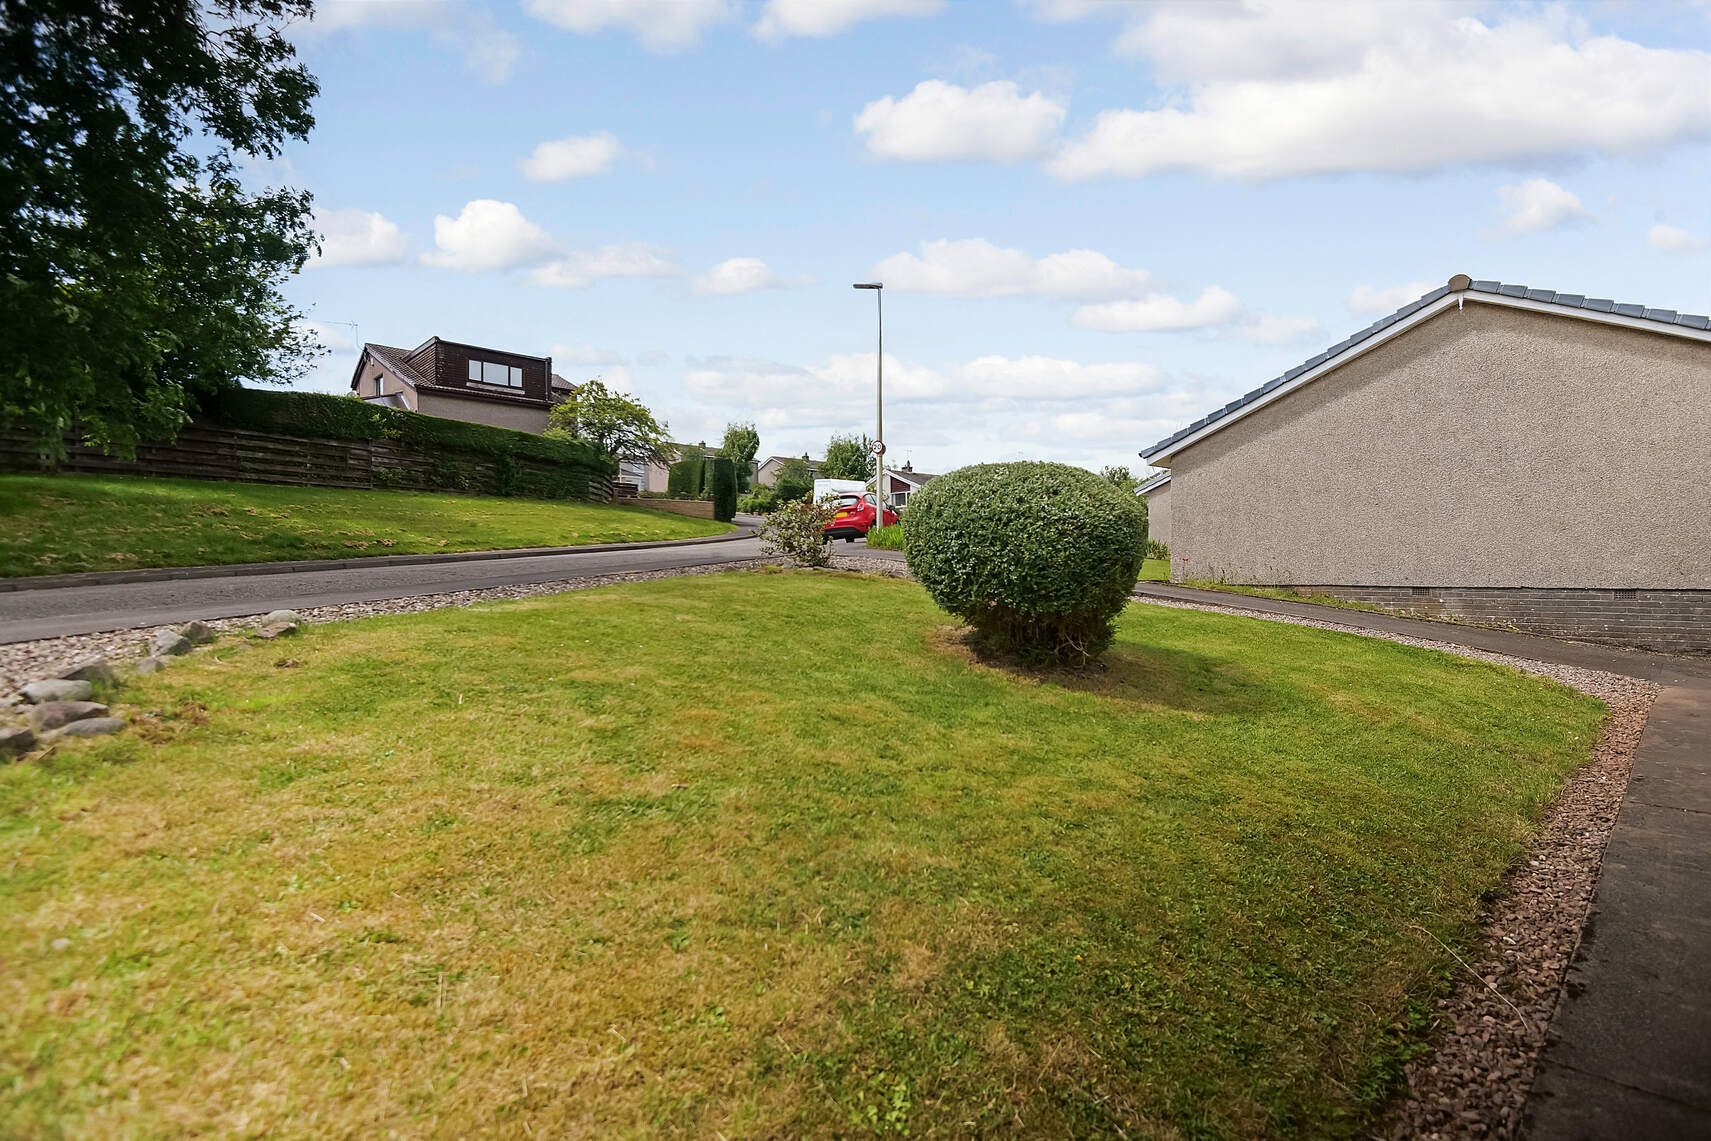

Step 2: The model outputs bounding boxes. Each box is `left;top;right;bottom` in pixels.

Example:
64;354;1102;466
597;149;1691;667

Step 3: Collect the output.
1131;582;1711;1139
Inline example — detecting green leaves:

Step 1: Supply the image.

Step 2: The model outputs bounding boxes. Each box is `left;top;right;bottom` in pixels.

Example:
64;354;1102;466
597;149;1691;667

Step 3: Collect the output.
545;379;671;466
822;432;876;482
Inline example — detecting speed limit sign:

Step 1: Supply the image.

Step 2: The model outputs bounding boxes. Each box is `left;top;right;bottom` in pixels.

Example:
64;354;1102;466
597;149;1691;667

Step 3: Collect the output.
871;439;885;455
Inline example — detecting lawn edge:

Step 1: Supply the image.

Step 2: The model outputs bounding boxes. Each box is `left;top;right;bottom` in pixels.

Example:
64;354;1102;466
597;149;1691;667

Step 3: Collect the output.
0;522;751;592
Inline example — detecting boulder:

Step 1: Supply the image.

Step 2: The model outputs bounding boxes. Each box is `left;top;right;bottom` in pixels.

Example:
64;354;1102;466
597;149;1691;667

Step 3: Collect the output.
261;609;303;626
21;678;93;704
134;656;168;676
29;701;109;732
151;629;193;656
49;717;125;740
252;620;298;640
0;726;36;759
179;620;217;644
58;657;119;686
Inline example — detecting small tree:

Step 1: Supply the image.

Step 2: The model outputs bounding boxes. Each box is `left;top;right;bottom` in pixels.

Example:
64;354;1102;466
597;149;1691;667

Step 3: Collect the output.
1100;465;1141;495
720;422;760;492
822;433;875;481
546;379;670;466
758;497;835;568
773;456;814;503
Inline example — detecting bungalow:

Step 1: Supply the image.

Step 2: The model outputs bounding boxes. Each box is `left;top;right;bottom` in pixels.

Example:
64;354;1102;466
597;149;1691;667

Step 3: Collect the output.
1136;470;1170;550
350;337;557;434
1139;274;1711;654
754;455;821;487
885;462;938;508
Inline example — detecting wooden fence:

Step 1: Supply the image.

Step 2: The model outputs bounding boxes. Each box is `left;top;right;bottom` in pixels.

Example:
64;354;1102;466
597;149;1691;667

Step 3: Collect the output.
0;423;615;502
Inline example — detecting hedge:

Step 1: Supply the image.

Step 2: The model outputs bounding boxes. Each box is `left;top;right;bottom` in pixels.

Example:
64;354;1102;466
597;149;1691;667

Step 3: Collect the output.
708;456;737;522
667;456;705;498
197;388;615;500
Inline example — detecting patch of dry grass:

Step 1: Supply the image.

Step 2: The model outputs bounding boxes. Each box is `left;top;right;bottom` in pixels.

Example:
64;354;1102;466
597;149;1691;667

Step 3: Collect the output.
0;572;1604;1137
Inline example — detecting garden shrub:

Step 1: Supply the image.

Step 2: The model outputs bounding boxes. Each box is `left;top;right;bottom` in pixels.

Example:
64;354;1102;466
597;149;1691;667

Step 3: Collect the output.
738;487;777;514
903;461;1148;665
773;473;812;503
667;457;704;498
864;523;905;551
757;497;836;568
708;456;737;522
1147;539;1169;561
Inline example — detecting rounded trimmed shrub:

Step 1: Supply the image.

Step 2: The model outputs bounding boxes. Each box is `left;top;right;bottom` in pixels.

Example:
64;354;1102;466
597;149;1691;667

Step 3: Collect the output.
903;461;1149;664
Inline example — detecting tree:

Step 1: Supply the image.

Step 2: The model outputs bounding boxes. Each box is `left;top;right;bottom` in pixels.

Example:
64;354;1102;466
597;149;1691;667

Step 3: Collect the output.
546;379;671;464
774;456;814;503
822;432;876;481
1100;465;1141;495
720;421;759;491
2;0;322;457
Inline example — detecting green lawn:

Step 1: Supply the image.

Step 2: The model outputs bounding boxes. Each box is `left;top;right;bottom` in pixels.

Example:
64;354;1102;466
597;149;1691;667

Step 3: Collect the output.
0;474;732;576
0;572;1604;1138
1178;580;1385;613
1140;556;1170;581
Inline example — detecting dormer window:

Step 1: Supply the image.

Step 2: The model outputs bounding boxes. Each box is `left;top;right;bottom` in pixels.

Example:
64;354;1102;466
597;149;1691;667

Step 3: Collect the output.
468;359;524;387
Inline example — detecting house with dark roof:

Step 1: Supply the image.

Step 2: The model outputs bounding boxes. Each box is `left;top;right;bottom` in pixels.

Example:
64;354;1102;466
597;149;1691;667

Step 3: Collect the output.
1139;274;1711;654
350;337;559;434
1135;470;1170;550
884;462;939;507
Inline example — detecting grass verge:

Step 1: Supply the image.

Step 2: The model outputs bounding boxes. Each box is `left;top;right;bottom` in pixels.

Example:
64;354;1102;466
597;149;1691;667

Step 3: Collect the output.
1140;556;1170;581
0;474;733;576
0;571;1604;1137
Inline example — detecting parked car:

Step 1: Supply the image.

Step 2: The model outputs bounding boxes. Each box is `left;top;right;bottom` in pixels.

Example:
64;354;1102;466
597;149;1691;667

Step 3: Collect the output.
824;492;897;542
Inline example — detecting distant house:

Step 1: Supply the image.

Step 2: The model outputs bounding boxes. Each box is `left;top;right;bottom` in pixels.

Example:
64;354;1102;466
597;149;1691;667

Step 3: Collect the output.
885;462;938;507
350;338;558;434
755;455;821;487
1139;273;1711;654
1136;470;1170;549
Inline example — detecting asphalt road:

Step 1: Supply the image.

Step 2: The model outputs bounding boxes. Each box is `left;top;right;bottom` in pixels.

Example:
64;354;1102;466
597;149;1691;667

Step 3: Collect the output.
0;535;770;643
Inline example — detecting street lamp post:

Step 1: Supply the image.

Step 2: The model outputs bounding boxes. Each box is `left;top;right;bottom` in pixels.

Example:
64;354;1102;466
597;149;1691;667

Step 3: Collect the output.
853;282;884;524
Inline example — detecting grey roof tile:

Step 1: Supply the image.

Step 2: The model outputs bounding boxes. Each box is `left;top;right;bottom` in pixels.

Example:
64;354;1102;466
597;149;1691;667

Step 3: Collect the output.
1141;276;1711;460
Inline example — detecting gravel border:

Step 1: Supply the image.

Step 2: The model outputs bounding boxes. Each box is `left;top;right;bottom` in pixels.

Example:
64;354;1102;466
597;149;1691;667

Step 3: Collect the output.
0;563;1656;1137
1130;594;1658;1141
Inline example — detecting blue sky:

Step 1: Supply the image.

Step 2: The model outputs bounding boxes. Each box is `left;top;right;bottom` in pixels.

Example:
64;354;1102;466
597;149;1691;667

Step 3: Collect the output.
272;0;1711;474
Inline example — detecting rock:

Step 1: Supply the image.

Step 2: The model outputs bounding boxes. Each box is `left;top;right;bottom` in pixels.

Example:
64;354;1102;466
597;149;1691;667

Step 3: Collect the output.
48;717;124;740
253;620;298;640
57;657;119;686
179;620;217;644
135;656;168;676
28;701;108;732
151;629;193;656
0;726;37;758
20;678;93;704
262;609;303;626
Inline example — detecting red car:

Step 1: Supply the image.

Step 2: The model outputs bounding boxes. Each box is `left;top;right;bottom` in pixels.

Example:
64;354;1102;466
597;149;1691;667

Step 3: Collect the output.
824;493;898;542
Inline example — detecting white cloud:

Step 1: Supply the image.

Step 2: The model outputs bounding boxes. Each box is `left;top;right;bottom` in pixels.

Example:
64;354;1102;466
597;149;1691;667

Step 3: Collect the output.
1071;286;1244;332
855;80;1066;162
1646;223;1708;253
693;257;812;295
687;351;1164;408
1233;314;1323;345
873;238;1153;299
421;200;556;272
754;0;941;40
528;242;681;288
550;344;627;367
1049;6;1711;181
1495;178;1592;236
309;207;408;269
1348;281;1435;313
307;1;519;82
519;132;626;181
523;0;734;52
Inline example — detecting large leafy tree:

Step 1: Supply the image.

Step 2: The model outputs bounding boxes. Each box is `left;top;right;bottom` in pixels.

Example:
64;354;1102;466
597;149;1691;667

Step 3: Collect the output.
1;0;323;457
720;421;759;490
1100;465;1141;494
547;379;671;464
821;432;876;481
